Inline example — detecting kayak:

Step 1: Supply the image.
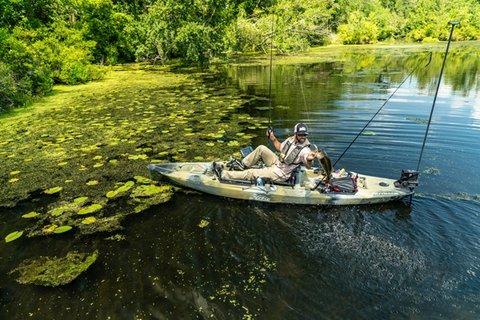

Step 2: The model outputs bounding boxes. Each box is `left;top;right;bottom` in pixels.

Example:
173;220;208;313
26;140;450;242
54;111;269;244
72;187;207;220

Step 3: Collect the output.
147;162;416;205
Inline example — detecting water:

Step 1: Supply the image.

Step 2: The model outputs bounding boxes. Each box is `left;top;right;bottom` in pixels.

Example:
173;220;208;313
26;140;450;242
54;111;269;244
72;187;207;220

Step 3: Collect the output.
1;43;480;319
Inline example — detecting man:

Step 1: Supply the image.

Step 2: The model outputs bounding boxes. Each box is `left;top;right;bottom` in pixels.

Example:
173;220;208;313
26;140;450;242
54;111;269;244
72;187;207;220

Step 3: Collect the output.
218;123;331;182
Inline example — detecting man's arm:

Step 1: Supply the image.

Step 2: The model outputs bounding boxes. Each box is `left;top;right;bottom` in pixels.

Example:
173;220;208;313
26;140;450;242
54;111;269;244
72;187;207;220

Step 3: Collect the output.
267;130;282;152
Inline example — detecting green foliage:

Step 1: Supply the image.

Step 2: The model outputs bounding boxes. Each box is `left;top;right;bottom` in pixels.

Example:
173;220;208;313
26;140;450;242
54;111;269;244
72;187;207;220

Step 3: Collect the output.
176;22;215;66
1;0;480;110
230;0;333;54
338;11;379;44
80;0;135;64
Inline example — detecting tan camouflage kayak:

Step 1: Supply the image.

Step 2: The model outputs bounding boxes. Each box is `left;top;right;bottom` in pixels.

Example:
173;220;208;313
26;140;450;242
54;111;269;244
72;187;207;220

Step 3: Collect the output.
148;163;416;205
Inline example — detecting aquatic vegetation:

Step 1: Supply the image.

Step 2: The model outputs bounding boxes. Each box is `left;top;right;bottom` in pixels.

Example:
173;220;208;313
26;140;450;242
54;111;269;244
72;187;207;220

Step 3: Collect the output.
73;197;89;206
81;217;97;224
44;187;63;195
0;65;259;241
198;219;210;228
78;204;103;215
106;181;135;199
42;224;58;234
78;215;124;234
130;184;170;198
5;231;24;243
22;211;40;219
105;234;126;241
9;251;99;287
53;226;73;234
134;176;153;184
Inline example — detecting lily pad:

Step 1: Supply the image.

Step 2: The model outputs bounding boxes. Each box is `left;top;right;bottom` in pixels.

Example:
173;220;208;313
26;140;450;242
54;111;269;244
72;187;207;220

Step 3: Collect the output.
9;251;98;287
5;231;24;243
78;204;102;215
22;211;40;219
106;181;135;199
73;197;89;206
54;226;73;234
44;187;63;195
49;207;65;217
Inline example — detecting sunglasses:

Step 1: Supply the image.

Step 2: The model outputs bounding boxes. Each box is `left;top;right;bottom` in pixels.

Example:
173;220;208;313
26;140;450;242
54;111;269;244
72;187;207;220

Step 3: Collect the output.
296;134;308;137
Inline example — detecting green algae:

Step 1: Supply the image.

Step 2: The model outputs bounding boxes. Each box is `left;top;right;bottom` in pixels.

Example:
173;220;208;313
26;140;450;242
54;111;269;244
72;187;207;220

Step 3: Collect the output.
10;251;98;287
130;184;170;198
5;231;24;243
0;64;259;240
78;215;124;234
106;181;135;199
198;219;210;228
134;176;153;184
129;184;174;213
81;216;97;224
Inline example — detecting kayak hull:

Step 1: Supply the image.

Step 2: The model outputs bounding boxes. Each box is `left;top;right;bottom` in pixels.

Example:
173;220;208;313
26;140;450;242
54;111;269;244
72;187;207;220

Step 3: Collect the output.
148;162;413;206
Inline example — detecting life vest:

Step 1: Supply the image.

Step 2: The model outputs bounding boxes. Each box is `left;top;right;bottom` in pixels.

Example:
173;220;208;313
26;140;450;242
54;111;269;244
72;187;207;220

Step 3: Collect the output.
280;139;310;165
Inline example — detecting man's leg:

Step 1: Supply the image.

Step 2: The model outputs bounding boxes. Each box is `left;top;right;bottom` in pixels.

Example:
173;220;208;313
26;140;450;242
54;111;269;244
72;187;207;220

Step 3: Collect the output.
242;145;279;168
222;167;283;182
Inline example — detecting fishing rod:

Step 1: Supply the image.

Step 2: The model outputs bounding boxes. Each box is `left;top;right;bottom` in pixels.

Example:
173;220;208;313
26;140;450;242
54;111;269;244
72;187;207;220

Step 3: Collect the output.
267;11;275;137
332;51;434;168
407;21;460;205
416;21;459;173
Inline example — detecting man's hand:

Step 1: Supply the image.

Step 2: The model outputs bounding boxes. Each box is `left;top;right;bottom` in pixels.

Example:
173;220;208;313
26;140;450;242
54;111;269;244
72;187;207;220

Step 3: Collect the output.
266;128;276;142
306;151;317;161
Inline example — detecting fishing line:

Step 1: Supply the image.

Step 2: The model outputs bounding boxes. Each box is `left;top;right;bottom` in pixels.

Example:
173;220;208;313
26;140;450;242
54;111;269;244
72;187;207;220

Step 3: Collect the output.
267;11;275;128
333;51;433;167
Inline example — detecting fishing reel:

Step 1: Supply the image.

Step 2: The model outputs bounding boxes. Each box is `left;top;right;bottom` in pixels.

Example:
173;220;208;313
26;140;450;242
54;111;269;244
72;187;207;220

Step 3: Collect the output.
394;170;419;189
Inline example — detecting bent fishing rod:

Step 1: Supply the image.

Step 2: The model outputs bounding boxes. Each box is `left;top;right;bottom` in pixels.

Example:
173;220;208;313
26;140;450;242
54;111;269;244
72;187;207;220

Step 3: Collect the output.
332;51;434;168
416;21;459;173
267;11;275;140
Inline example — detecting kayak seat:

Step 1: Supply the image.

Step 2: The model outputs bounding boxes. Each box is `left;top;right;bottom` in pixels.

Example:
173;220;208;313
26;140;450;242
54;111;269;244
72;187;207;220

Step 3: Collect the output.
263;167;298;187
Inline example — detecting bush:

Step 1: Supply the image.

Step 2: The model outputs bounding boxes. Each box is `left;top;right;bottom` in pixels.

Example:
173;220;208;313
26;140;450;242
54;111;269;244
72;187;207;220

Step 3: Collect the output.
175;23;215;67
338;11;379;44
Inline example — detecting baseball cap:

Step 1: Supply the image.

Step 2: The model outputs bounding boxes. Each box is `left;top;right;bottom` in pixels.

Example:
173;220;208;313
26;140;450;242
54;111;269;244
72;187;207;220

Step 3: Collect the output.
293;123;308;135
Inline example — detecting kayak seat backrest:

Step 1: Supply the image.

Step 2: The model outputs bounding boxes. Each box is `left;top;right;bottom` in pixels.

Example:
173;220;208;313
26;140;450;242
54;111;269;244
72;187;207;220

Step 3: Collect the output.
263;167;298;187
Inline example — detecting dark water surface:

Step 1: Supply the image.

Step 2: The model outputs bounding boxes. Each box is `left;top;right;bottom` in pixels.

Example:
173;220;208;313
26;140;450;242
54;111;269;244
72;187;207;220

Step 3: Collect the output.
2;43;480;319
